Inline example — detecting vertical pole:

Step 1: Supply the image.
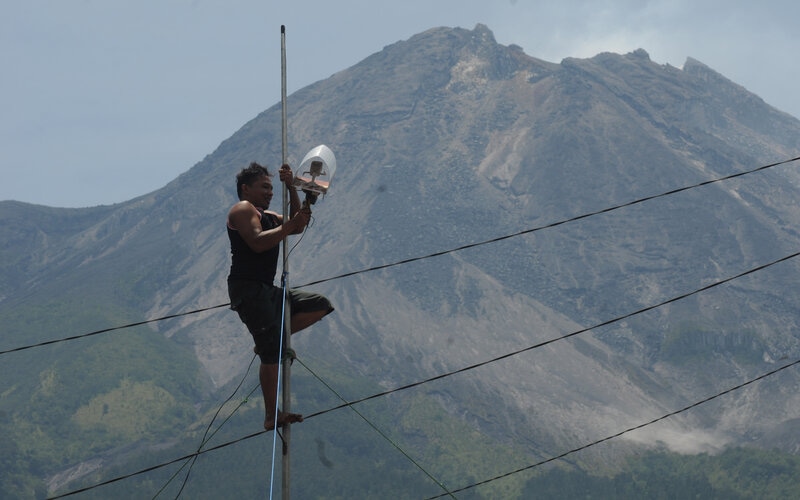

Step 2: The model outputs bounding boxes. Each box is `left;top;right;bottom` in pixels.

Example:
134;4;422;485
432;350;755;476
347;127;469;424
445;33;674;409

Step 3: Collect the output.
279;24;292;500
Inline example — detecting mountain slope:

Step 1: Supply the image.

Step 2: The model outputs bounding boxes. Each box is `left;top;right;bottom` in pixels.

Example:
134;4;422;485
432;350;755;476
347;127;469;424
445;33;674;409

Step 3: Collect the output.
2;24;800;497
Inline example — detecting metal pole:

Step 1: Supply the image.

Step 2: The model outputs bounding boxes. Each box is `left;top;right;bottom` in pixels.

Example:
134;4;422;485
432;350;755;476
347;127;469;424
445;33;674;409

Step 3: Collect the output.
279;24;292;500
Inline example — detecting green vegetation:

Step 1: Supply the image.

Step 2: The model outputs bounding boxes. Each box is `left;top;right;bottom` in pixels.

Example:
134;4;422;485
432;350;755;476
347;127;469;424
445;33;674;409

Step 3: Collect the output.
31;353;800;499
36;355;534;499
522;447;800;499
4;275;794;497
2;290;798;500
72;379;185;441
0;299;205;496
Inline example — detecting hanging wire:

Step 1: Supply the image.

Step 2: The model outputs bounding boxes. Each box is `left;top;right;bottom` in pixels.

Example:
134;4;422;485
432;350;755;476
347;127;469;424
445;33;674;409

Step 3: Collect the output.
423;357;800;499
299;154;800;288
0;303;229;356
5;154;798;359
46;354;800;500
151;354;260;499
41;245;800;499
300;249;800;418
295;357;457;499
20;154;800;498
37;244;800;498
268;272;290;500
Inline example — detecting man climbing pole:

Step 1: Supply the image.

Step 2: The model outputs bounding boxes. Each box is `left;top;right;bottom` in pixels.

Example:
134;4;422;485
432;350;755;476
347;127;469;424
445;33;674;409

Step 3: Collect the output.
226;161;334;430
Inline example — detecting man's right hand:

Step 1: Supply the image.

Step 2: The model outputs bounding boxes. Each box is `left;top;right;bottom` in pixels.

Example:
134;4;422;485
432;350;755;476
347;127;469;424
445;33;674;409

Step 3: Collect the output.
286;207;311;233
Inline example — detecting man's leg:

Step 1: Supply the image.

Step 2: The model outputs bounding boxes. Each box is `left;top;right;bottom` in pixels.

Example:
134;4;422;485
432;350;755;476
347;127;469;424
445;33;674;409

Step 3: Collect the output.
261;362;303;431
261;362;279;429
290;309;329;333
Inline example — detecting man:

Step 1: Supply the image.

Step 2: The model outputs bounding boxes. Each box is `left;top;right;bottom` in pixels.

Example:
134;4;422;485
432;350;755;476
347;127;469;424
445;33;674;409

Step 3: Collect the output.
227;161;334;431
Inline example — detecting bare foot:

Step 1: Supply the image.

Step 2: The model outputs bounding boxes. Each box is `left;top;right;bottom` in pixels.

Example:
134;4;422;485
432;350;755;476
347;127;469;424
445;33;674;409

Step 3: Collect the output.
265;411;304;431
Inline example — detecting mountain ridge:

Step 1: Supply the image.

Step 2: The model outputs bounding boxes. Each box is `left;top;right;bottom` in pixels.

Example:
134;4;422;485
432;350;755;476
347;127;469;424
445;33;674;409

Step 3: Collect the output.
2;24;800;497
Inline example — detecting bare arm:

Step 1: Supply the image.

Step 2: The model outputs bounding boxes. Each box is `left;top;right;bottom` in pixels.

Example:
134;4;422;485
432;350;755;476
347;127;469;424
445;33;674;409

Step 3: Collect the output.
279;164;304;218
228;201;308;253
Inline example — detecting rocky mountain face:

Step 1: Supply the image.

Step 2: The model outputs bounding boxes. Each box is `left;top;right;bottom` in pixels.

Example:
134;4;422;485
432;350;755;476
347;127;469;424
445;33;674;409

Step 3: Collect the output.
3;24;800;496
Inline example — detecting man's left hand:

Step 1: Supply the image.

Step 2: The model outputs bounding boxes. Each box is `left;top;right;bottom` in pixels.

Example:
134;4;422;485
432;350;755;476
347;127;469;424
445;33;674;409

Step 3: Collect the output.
279;164;294;186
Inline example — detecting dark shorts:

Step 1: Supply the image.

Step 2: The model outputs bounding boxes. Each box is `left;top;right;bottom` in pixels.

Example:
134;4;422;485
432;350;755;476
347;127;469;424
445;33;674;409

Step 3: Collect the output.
228;280;334;364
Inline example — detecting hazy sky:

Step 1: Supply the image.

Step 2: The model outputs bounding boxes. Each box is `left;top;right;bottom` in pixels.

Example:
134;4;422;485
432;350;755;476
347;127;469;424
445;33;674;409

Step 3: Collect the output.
3;0;798;207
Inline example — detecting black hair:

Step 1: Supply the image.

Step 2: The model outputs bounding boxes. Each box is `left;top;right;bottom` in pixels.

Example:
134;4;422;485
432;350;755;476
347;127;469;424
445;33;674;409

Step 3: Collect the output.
235;162;271;199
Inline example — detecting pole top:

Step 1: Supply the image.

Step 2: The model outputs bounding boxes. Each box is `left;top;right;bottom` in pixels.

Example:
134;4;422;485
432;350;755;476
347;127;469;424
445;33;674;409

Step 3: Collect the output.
281;25;285;33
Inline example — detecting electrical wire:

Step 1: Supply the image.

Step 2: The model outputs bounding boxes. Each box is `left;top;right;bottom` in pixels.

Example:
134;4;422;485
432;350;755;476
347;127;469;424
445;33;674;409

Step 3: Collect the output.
15;154;800;498
423;358;800;499
4;154;799;357
299;154;800;288
149;211;325;498
152;354;260;499
48;355;800;500
301;249;800;418
47;247;800;499
47;431;264;500
0;303;229;356
268;274;290;500
295;357;457;499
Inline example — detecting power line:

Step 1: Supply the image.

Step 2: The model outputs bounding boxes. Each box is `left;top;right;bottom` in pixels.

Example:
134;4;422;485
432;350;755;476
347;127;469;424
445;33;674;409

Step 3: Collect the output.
301;249;800;417
299;155;800;287
48;429;266;500
0;303;229;356
49;356;800;499
5;155;799;357
48;247;800;498
295;357;457;499
19;155;800;497
152;356;260;499
424;358;800;499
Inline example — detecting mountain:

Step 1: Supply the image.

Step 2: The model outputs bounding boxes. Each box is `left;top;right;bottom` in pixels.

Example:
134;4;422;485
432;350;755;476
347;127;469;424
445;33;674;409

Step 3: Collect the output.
2;24;800;498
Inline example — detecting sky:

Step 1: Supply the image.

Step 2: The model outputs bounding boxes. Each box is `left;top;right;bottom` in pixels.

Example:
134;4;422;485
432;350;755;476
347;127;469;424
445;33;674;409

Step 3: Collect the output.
2;0;799;207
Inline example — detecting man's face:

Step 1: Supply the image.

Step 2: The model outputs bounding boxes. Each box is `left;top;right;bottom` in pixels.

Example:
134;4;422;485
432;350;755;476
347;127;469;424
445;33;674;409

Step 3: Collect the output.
244;174;274;208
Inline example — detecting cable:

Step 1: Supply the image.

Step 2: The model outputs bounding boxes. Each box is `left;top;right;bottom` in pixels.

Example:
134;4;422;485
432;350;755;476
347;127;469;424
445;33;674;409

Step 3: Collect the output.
39;241;800;498
5;155;800;357
299;155;800;288
47;428;267;500
53;246;800;498
152;355;260;499
139;228;305;499
49;354;800;500
168;203;313;497
0;303;229;356
295;357;457;499
157;382;261;499
22;155;800;498
301;249;800;420
268;274;290;500
424;358;800;499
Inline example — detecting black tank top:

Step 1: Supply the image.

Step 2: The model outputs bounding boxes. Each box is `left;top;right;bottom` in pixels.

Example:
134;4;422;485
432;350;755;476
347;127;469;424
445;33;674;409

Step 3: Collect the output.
227;209;280;284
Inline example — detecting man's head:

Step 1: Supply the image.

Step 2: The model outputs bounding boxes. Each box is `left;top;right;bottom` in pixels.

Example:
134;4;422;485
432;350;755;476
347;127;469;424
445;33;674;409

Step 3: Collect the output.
236;162;271;200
